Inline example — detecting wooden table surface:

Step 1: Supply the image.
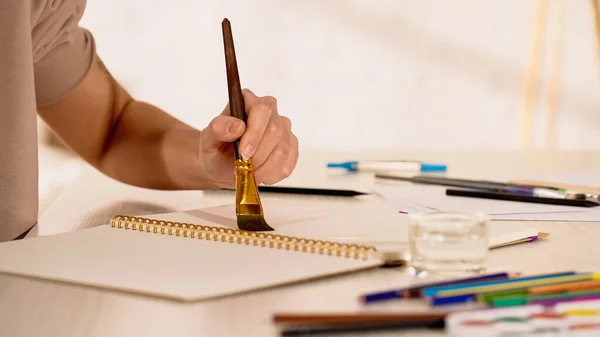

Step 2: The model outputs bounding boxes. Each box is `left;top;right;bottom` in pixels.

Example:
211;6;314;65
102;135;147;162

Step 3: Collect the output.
2;150;600;337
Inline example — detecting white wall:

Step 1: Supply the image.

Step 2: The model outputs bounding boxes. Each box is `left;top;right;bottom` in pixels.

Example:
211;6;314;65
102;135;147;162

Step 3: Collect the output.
79;0;600;151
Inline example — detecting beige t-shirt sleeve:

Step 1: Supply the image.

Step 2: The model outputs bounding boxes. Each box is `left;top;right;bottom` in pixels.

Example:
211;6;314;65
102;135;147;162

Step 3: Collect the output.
32;0;96;107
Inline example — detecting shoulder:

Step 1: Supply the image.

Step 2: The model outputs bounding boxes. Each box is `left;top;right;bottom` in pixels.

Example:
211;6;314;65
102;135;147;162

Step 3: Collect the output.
31;0;87;23
30;0;96;107
31;0;88;63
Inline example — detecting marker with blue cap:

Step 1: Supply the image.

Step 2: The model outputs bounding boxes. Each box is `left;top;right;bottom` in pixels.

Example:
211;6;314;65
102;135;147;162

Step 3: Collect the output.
327;160;447;173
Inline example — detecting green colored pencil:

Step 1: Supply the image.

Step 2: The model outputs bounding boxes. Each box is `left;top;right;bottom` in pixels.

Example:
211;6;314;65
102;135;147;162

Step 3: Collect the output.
478;289;528;305
491;290;600;307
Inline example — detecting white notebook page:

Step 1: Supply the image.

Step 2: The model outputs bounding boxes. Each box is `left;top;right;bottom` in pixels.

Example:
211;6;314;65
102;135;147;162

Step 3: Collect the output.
0;224;381;302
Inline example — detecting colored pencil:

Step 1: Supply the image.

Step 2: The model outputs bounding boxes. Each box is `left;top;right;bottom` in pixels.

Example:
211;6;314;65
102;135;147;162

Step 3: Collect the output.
274;312;448;336
360;272;515;303
273;312;449;325
422;271;576;297
479;289;528;305
375;174;587;200
435;273;599;298
279;319;446;336
375;175;558;195
491;290;600;307
538;295;600;307
430;293;479;306
479;281;600;305
431;282;600;308
257;186;366;197
433;289;532;306
529;280;600;295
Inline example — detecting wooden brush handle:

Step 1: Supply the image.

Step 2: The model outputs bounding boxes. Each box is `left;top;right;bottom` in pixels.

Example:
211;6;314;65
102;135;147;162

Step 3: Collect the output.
222;18;245;160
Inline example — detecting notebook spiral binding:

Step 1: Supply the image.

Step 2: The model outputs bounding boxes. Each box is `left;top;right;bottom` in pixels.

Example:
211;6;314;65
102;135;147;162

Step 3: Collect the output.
110;215;376;260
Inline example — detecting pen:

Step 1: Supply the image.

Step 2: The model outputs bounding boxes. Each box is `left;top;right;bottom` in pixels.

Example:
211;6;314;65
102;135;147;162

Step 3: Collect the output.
328;160;447;173
445;189;599;208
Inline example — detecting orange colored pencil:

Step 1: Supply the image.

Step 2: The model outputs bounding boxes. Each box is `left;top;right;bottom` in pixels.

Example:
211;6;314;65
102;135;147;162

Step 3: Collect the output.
567;288;600;295
529;280;600;295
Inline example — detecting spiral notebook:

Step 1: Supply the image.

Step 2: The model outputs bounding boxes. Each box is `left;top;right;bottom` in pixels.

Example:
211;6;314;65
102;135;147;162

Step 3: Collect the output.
0;207;390;302
0;201;546;302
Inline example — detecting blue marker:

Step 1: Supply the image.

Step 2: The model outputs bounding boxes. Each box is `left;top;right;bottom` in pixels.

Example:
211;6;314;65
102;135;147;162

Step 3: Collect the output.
327;160;447;173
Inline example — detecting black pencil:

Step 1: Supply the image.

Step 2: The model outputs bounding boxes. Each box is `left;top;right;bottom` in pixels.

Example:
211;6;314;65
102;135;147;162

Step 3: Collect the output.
257;186;366;197
446;189;599;208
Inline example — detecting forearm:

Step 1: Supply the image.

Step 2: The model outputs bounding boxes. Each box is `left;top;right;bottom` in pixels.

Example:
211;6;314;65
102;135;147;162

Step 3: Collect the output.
38;54;296;190
38;55;219;190
98;100;216;190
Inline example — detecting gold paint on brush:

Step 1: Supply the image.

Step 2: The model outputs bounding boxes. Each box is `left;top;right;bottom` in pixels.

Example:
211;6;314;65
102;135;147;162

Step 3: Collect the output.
234;158;273;231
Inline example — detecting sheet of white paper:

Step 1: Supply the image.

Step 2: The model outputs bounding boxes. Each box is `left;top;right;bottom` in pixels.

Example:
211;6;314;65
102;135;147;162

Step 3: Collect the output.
144;199;409;244
271;153;375;193
273;170;375;193
374;184;600;222
143;200;539;253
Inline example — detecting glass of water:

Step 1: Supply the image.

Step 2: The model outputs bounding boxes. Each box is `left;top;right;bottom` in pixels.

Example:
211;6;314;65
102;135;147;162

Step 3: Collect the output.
408;212;489;277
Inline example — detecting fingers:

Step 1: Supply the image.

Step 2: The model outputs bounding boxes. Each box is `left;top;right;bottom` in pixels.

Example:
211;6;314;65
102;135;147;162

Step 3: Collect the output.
214;88;298;185
199;115;246;152
254;118;299;185
250;112;284;168
237;89;278;160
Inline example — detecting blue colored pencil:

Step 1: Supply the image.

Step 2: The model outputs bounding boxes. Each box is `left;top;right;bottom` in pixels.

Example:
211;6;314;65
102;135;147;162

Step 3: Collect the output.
421;271;576;298
430;293;478;306
359;272;514;304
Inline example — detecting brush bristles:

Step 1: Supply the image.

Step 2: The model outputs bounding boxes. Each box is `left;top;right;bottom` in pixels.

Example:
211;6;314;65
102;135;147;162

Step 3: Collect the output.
237;214;274;231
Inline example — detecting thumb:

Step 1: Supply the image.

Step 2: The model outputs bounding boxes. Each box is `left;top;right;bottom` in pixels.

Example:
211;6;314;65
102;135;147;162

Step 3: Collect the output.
200;115;246;150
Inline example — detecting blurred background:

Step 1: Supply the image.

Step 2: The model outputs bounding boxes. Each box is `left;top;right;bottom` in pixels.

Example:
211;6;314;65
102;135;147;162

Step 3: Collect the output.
38;0;600;211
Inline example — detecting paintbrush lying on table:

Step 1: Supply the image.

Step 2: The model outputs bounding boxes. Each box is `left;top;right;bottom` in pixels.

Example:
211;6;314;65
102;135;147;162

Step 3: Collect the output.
221;18;273;231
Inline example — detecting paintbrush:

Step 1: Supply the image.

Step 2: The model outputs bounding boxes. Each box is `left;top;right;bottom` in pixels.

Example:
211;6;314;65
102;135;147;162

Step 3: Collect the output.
222;18;273;231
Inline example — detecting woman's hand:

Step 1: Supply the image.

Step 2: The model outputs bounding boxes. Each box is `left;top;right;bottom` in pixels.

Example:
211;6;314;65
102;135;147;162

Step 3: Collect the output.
198;89;299;188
